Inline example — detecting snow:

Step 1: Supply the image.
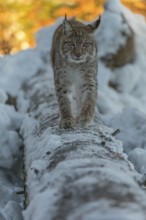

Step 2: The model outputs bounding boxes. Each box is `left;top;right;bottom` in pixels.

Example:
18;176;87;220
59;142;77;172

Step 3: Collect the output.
36;18;63;54
24;188;60;220
96;12;127;57
67;200;146;220
95;0;146;178
0;104;23;219
104;0;123;12
0;104;23;169
105;108;146;154
0;49;44;96
0;0;146;219
0;89;8;104
129;148;146;174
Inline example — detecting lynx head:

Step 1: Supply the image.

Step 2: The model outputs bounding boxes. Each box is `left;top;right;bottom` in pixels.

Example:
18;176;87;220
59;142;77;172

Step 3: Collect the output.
60;15;101;63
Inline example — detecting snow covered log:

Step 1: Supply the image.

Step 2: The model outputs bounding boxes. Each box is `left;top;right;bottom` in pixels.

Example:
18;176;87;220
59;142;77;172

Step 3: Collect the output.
18;68;146;220
0;0;145;219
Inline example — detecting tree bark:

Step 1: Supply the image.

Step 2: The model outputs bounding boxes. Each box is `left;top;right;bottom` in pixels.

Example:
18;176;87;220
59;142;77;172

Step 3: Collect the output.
18;69;146;220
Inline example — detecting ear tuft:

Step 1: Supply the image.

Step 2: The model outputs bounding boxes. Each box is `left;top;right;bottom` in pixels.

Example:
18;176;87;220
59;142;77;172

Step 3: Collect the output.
87;15;101;33
64;13;67;21
63;14;73;35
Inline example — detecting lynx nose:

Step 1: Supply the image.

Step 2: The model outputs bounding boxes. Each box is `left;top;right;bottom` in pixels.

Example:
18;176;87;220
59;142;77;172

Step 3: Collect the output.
75;53;81;58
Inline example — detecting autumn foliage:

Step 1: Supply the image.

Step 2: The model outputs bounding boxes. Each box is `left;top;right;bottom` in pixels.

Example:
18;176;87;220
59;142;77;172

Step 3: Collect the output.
0;0;146;55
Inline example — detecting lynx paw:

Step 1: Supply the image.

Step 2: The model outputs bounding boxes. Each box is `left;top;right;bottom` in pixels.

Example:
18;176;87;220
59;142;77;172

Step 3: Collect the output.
59;118;76;129
77;115;94;127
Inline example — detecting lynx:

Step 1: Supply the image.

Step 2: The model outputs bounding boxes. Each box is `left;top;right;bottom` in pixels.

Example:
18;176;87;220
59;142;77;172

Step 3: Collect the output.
51;15;100;128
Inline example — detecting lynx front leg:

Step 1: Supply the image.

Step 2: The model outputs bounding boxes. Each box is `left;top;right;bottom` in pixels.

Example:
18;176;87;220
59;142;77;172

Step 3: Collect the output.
79;77;97;127
55;79;75;129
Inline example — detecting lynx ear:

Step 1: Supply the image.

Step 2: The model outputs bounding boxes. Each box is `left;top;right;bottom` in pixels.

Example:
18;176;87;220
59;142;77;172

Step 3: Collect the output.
87;15;101;33
63;14;74;35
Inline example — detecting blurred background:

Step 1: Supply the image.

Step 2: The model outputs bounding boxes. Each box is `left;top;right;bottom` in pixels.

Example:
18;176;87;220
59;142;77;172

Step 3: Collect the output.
0;0;146;55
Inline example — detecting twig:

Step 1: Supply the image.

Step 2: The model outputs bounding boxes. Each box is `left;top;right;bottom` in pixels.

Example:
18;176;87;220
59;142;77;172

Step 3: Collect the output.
111;129;120;137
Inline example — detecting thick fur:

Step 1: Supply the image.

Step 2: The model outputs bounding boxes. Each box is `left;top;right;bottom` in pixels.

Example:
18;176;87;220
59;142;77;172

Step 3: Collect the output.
51;16;100;128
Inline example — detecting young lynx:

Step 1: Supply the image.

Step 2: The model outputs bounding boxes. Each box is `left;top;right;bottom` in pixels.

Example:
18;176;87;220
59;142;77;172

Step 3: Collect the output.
51;15;100;128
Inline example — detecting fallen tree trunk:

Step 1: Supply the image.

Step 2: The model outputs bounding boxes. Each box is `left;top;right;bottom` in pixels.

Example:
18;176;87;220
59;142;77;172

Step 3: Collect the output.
17;69;146;220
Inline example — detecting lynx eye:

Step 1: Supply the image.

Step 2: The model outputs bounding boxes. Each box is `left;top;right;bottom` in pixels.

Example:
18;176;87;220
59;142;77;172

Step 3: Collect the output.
83;42;92;48
64;41;69;45
69;43;75;48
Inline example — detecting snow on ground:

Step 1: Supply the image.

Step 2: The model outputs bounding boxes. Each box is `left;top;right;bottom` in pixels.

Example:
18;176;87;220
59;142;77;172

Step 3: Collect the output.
0;48;44;96
0;0;146;218
95;0;146;176
0;101;24;219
